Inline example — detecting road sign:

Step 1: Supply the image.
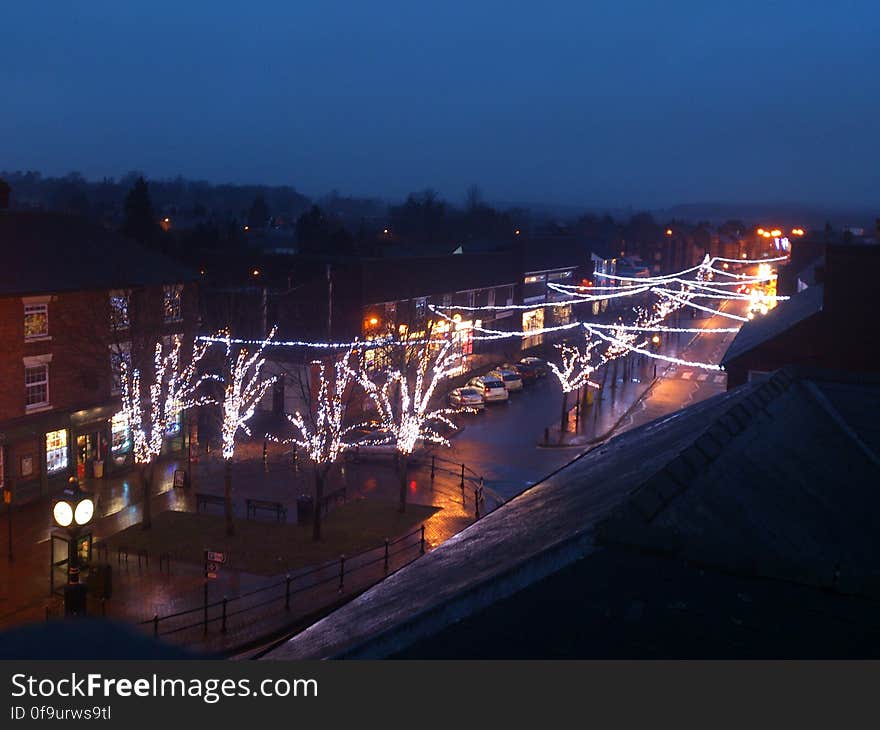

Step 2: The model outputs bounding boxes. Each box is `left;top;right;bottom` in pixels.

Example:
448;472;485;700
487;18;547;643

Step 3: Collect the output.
206;562;219;579
206;550;227;564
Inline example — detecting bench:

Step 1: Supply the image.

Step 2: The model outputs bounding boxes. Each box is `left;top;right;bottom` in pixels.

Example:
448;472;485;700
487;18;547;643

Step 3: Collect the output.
196;493;226;513
246;498;287;522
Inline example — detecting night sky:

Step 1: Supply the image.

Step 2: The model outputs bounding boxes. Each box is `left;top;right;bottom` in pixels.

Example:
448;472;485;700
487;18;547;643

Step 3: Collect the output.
2;1;877;207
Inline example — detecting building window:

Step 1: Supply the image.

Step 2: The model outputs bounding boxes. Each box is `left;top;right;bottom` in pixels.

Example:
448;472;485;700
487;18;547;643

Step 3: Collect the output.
467;291;476;307
415;297;427;322
25;364;49;408
507;286;515;306
165;411;182;437
110;290;130;329
46;429;69;474
163;285;183;322
487;289;495;307
111;412;131;455
442;293;453;307
24;303;49;340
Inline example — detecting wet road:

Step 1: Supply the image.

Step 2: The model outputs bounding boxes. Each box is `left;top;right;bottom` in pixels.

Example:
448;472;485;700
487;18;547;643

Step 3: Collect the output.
443;376;579;500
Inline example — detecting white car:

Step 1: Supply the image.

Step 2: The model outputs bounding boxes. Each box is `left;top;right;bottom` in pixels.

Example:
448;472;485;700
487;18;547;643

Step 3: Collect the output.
490;368;523;392
448;387;485;410
467;375;509;403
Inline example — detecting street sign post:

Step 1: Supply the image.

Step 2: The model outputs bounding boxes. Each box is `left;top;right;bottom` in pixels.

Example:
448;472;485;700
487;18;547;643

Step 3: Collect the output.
202;549;228;634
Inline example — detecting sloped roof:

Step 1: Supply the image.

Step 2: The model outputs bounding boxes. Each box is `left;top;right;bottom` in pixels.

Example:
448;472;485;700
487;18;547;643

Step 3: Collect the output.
721;284;824;364
265;368;880;659
0;211;197;296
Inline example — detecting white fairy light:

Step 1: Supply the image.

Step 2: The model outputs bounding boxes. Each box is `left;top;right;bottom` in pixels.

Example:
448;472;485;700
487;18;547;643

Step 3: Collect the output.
586;325;724;371
282;346;360;466
355;338;468;455
119;338;214;466
220;327;278;460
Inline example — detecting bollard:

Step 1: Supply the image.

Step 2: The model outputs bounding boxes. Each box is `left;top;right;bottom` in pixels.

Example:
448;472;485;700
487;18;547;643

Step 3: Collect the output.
292;447;297;469
460;464;466;502
430;455;435;480
475;487;481;520
153;614;159;638
419;525;426;555
575;401;580;429
384;538;390;573
285;575;292;610
338;555;346;591
221;597;228;634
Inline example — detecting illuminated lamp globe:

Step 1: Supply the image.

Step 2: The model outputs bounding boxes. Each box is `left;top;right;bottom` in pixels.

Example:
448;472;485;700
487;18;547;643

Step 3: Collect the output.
52;477;95;530
53;500;74;528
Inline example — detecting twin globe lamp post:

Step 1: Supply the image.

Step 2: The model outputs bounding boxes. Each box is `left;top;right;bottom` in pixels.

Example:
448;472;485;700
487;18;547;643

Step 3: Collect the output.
52;476;95;615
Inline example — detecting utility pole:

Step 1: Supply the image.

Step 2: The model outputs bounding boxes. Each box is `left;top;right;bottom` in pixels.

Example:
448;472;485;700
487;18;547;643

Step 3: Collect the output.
326;263;333;341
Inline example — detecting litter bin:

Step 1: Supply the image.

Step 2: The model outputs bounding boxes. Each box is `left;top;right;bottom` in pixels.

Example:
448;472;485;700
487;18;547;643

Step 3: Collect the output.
87;563;113;600
296;495;314;526
93;460;104;479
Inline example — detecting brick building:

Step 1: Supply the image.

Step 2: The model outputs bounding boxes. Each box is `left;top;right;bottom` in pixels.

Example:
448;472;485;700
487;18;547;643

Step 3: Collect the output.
0;210;198;504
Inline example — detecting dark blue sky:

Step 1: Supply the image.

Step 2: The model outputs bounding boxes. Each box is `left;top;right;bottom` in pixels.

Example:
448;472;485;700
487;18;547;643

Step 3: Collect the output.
2;1;877;208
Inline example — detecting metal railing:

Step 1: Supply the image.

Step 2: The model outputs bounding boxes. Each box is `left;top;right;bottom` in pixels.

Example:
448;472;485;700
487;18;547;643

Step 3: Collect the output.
135;524;428;644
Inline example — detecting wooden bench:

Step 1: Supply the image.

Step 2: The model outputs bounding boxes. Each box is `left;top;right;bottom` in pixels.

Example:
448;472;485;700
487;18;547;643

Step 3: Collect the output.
246;498;287;522
196;493;226;513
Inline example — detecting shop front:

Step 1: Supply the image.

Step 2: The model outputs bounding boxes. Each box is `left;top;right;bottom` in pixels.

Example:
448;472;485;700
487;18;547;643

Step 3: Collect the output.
70;405;117;480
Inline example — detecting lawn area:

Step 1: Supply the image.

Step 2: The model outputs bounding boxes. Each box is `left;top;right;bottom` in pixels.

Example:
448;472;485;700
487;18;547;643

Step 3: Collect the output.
103;499;439;575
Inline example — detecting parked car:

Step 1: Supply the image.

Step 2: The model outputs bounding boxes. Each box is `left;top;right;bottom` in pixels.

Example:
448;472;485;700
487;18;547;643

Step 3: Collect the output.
448;386;485;410
516;357;548;379
489;367;523;392
467;375;509;402
346;422;398;455
501;362;538;386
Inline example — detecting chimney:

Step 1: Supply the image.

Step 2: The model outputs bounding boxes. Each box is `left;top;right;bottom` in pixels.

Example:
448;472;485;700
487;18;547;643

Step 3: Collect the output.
0;179;10;210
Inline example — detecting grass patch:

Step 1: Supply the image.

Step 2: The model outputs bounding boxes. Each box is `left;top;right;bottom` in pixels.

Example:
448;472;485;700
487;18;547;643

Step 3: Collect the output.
103;499;438;576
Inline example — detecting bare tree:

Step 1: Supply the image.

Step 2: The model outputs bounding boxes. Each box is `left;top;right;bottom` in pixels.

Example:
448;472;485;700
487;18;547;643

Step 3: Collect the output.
119;337;212;528
283;346;360;541
355;338;465;513
218;328;278;536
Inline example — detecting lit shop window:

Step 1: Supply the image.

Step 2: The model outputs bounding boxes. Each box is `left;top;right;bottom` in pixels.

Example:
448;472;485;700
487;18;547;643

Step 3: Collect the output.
46;429;69;474
111;412;131;454
25;364;49;408
163;285;183;322
24;303;49;340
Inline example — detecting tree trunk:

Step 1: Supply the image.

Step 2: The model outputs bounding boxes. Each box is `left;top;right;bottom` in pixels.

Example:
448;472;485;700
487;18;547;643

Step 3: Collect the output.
312;469;324;542
224;459;234;537
141;463;152;530
399;452;408;514
560;391;568;433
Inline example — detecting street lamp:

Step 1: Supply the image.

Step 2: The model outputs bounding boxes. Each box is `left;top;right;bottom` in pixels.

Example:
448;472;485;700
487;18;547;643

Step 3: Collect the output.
651;335;660;377
52;476;95;615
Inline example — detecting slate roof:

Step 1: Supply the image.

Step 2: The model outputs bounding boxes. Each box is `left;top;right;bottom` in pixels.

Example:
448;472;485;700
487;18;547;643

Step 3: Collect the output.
265;367;880;659
721;283;824;365
0;211;197;296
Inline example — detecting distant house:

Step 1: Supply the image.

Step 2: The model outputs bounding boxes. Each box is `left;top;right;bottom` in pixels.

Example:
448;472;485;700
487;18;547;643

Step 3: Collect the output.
0;209;198;503
721;244;880;389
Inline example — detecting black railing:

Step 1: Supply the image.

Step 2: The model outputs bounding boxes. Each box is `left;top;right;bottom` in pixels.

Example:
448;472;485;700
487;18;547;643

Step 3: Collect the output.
135;524;427;644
